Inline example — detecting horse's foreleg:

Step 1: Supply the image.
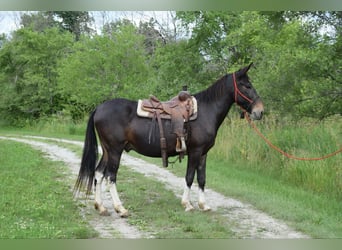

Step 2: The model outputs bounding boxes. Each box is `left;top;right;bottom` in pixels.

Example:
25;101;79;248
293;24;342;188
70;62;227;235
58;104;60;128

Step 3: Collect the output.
181;183;194;212
197;154;211;211
94;171;110;216
198;188;211;211
181;154;197;212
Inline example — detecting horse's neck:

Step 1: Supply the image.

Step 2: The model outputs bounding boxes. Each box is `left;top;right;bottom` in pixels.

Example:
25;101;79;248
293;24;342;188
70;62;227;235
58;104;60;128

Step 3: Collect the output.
198;80;235;131
212;93;234;130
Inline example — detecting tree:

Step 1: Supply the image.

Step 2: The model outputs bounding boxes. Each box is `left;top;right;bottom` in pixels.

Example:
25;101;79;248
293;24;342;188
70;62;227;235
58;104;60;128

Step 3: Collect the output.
58;23;152;120
0;27;74;124
50;11;94;41
177;11;244;72
151;39;211;99
18;11;95;40
20;12;56;32
138;19;166;55
176;11;342;119
254;12;342;119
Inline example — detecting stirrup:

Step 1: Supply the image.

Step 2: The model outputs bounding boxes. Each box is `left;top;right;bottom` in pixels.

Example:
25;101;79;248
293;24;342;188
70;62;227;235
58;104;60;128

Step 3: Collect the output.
176;137;187;153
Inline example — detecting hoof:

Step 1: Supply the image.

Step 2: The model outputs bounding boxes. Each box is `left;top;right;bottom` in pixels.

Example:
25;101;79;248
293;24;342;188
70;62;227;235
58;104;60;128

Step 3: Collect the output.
115;205;129;218
182;201;195;212
95;203;110;216
199;203;211;212
185;206;195;212
100;210;111;216
119;209;129;218
94;203;99;210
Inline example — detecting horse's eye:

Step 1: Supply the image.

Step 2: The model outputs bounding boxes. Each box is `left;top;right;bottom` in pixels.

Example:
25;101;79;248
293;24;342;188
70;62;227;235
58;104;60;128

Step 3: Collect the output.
242;84;251;89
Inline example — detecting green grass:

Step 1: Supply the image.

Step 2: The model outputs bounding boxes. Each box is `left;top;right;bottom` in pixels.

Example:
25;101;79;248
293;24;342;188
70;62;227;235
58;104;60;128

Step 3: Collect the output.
131;152;342;238
0;114;341;238
0;140;97;239
206;160;342;238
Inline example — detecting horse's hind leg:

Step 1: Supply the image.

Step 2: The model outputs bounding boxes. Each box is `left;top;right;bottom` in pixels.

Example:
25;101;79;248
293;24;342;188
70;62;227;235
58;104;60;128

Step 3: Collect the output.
94;169;110;216
94;175;128;217
103;148;128;218
94;157;110;216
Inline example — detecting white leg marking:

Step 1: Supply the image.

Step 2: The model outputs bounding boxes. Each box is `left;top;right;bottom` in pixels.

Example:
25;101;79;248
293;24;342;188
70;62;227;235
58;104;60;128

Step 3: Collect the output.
109;182;128;217
181;184;194;212
198;188;211;211
94;171;109;216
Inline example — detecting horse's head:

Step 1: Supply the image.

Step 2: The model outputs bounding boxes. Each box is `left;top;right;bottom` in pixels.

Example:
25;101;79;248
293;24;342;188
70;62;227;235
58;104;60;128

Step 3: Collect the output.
233;63;264;120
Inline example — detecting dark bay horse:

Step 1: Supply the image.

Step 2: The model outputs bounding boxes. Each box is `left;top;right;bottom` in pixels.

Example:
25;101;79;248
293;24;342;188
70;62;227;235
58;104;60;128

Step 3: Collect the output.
75;63;264;217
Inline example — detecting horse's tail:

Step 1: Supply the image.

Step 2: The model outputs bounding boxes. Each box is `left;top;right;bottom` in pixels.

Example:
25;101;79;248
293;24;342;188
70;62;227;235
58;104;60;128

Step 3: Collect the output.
74;110;98;196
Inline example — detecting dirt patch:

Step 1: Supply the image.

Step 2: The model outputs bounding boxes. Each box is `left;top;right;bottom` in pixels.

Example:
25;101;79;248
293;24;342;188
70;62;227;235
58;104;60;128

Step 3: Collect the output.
0;135;309;238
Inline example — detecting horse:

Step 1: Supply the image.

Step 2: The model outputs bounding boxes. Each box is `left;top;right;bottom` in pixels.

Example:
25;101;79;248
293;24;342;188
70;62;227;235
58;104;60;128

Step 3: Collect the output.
74;63;264;217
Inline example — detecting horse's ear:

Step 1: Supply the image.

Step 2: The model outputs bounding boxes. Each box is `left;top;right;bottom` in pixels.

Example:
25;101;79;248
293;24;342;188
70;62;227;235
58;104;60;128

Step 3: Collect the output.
247;62;253;71
244;62;253;74
237;62;253;77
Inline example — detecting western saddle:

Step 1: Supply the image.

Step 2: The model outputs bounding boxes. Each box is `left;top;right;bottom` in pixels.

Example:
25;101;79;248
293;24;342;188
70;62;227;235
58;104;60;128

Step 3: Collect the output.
137;90;197;167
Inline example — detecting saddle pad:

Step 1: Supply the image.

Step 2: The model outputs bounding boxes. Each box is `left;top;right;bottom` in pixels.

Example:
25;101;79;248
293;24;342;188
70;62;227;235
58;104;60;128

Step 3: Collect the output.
137;96;198;121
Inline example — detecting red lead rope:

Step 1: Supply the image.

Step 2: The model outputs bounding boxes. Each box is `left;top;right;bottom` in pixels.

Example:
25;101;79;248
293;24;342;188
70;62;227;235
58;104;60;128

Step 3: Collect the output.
232;72;342;160
244;113;342;161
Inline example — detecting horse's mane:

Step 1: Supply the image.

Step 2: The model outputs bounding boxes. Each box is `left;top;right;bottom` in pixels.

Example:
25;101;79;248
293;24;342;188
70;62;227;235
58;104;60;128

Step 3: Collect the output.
194;74;230;103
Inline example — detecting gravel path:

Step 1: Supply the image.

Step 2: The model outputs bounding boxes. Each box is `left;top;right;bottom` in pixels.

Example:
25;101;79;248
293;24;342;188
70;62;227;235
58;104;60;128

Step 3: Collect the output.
0;136;146;238
0;135;309;238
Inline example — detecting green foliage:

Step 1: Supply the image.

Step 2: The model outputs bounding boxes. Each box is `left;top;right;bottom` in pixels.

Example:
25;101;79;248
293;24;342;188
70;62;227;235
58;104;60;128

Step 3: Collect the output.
20;12;57;32
58;24;152;119
177;11;243;70
177;11;342;119
151;39;211;98
51;11;95;41
0;11;341;124
0;27;73;125
249;18;342;119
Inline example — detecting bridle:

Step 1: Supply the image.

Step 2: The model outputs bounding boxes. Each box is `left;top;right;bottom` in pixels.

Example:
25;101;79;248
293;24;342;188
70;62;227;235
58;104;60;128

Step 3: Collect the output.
232;72;254;112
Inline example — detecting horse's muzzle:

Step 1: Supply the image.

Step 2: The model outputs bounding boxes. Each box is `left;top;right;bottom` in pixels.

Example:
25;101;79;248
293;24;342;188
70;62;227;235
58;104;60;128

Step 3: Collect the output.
250;100;264;120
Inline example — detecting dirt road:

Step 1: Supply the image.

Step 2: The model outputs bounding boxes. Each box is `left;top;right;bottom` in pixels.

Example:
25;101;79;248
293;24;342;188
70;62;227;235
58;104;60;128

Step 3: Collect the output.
0;135;309;238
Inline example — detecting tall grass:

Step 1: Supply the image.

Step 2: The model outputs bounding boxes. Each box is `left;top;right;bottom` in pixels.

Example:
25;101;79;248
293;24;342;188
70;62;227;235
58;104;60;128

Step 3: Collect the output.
212;114;342;200
0;115;87;139
4;112;341;200
34;115;87;136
